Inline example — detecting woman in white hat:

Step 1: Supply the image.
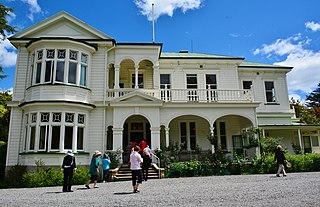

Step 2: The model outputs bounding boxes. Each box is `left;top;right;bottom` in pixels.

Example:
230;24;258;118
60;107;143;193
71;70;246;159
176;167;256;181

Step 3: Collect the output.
62;150;76;192
86;151;102;189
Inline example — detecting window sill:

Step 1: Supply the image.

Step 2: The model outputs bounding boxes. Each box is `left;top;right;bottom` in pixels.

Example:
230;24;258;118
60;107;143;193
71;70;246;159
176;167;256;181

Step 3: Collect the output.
264;102;280;105
19;151;90;155
26;83;91;91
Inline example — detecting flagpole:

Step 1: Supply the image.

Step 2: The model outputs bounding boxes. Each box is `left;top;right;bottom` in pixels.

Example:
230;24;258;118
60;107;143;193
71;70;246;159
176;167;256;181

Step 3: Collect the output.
152;3;155;43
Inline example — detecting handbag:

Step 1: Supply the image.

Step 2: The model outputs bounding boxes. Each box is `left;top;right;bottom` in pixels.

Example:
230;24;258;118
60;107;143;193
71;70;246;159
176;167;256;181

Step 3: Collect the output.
286;161;292;168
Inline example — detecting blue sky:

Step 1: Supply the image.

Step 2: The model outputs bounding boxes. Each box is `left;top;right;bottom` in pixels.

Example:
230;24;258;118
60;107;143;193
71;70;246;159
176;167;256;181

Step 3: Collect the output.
1;0;320;102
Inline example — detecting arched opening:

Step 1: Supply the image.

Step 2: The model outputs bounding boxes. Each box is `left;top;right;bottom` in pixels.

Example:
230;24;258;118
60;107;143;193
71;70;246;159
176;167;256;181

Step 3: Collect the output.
122;115;151;163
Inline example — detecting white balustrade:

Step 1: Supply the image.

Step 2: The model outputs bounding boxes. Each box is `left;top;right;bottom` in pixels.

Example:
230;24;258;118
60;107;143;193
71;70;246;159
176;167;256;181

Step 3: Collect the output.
106;88;253;103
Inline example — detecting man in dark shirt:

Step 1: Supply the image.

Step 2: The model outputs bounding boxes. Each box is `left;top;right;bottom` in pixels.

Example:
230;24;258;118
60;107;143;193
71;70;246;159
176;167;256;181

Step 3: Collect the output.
62;150;77;192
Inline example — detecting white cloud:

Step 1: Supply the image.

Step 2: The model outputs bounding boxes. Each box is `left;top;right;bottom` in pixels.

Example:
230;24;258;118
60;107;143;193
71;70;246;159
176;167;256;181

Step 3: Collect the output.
134;0;203;21
21;0;42;21
0;35;17;67
254;33;320;99
305;21;320;32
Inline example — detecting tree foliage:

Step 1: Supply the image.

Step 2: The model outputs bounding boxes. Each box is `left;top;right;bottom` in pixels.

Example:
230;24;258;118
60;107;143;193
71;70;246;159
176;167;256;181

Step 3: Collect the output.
0;3;17;80
0;91;12;141
306;82;320;107
290;98;320;124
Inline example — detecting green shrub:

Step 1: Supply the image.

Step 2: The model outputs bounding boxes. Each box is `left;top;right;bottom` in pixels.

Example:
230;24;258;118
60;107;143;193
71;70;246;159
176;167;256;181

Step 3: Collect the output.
73;166;90;185
6;165;28;188
23;168;63;188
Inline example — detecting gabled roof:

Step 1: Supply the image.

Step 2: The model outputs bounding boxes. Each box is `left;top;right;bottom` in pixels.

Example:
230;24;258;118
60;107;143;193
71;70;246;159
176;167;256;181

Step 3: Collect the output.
160;52;244;60
109;91;163;107
10;11;113;40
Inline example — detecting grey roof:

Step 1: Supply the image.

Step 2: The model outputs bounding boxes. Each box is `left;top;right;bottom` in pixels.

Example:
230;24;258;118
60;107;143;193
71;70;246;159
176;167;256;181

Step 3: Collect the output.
160;52;244;60
239;61;293;69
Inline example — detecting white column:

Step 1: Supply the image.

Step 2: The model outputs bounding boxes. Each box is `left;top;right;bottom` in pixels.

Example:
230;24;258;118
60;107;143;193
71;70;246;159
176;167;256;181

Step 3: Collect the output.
153;64;160;99
254;133;261;158
151;127;161;150
114;65;120;89
112;127;123;151
135;65;139;89
106;65;110;90
298;128;303;153
210;126;215;154
165;127;170;147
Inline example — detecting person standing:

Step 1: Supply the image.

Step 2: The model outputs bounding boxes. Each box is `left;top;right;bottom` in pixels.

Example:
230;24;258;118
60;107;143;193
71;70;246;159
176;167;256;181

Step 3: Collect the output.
274;145;287;177
130;146;143;193
86;151;101;189
139;139;147;155
142;145;152;181
102;154;111;182
62;150;76;192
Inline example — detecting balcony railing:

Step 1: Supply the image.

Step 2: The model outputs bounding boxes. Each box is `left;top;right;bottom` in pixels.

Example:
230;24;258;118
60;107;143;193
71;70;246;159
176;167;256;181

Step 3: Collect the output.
106;88;253;103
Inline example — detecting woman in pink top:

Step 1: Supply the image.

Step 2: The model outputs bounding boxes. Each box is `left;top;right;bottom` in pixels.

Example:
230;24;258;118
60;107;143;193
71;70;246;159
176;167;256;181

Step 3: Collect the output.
130;146;143;193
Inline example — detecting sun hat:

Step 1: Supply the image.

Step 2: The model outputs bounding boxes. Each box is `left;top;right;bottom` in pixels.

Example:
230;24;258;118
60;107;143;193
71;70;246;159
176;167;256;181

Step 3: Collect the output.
95;150;102;156
66;150;74;156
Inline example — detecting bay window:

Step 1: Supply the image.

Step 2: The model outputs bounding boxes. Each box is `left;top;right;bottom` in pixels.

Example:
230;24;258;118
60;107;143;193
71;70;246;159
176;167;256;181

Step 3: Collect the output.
24;112;86;152
32;48;89;87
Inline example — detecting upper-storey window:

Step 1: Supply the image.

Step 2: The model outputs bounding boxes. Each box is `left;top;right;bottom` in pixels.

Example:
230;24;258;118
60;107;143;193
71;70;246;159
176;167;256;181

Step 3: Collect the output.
206;74;217;89
243;81;252;89
32;49;89;87
265;81;276;102
186;74;197;89
160;74;171;89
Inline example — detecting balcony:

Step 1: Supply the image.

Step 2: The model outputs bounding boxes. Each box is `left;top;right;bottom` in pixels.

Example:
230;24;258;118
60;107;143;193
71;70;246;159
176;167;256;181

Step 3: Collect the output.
106;88;253;103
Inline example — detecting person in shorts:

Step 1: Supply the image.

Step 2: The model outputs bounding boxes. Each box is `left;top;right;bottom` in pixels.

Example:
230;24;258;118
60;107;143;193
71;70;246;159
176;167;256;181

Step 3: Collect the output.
86;151;101;189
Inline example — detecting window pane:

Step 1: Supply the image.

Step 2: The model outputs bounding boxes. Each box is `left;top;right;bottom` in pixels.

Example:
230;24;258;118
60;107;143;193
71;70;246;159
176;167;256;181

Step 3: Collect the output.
51;126;61;150
65;113;74;123
30;126;36;150
180;122;187;149
190;122;196;150
39;126;46;150
58;50;66;59
160;74;171;89
311;136;319;147
68;62;77;84
80;65;86;86
36;63;42;83
69;51;78;60
45;61;52;82
56;61;65;82
64;126;73;149
265;81;274;90
77;127;84;150
78;114;85;124
46;50;55;59
24;127;28;151
41;113;49;122
187;74;197;89
37;51;43;60
81;53;88;63
243;81;252;89
206;74;217;89
52;113;61;122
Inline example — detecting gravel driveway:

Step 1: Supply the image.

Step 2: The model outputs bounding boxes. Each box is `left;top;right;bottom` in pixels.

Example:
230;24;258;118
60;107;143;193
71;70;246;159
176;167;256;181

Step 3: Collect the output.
0;172;319;207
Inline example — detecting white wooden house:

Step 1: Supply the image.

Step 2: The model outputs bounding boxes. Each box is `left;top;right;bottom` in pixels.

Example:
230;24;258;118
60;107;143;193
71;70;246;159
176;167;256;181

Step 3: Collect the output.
6;11;320;171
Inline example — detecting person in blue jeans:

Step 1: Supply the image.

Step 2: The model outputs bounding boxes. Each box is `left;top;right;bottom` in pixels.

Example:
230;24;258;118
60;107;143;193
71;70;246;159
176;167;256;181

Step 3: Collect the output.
102;154;111;182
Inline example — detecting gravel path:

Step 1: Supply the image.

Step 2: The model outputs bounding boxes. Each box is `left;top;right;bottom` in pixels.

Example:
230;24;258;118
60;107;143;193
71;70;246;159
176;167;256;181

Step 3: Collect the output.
0;172;319;207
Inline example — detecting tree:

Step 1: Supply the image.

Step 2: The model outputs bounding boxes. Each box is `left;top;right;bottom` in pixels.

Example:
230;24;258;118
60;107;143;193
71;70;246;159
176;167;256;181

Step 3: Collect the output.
0;90;12;142
0;4;17;80
306;82;320;107
290;98;320;124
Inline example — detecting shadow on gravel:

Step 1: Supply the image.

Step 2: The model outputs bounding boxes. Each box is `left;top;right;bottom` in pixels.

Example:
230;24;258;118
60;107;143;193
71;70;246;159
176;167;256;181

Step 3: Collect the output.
45;191;65;194
114;192;135;195
76;187;90;190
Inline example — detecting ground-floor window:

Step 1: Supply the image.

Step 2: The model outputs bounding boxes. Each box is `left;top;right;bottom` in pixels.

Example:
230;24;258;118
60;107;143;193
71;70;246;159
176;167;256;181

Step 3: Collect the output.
24;111;86;152
180;122;197;150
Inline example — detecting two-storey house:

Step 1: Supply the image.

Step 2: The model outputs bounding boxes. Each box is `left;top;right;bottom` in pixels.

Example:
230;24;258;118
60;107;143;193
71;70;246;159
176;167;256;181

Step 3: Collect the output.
6;11;320;171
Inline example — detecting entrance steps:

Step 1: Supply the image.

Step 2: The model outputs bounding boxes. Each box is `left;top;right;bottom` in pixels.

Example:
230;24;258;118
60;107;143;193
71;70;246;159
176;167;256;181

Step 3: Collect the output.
110;163;164;181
